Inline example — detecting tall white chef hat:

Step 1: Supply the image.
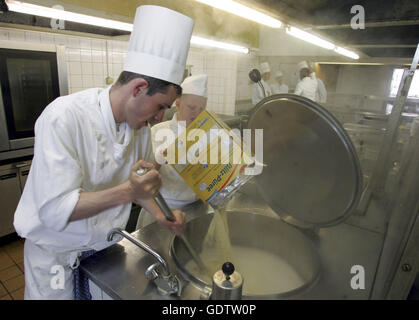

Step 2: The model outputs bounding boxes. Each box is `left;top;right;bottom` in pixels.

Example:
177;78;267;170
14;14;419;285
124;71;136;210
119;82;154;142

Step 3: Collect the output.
260;62;271;74
275;70;283;78
181;74;208;98
124;6;194;85
297;60;309;71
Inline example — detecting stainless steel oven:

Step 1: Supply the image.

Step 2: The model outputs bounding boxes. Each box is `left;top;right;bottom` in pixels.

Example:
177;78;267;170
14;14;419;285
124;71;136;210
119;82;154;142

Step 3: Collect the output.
0;40;68;160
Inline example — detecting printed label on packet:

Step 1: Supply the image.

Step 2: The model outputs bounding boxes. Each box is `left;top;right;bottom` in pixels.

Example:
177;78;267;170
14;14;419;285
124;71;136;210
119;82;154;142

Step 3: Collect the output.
167;110;254;209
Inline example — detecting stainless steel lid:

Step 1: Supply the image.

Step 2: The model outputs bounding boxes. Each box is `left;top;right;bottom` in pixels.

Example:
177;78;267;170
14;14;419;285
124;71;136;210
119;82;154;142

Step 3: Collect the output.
247;94;363;228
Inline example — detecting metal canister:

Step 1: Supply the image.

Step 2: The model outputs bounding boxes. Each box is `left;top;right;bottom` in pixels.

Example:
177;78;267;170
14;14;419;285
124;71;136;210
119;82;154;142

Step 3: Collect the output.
211;262;243;300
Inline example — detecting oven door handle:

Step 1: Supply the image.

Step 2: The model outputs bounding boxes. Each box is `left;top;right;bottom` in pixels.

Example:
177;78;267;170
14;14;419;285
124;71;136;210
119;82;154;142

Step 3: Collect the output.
0;173;17;180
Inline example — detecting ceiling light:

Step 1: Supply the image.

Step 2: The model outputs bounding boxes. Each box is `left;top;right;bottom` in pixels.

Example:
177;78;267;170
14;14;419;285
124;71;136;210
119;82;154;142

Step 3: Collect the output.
6;1;250;54
6;0;133;31
334;46;360;60
286;26;360;59
191;36;249;54
195;0;282;28
286;26;335;50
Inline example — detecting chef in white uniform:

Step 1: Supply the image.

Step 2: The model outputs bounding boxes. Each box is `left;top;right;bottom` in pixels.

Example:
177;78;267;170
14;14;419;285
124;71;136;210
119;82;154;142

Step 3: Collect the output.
311;63;328;104
13;5;194;300
252;62;272;106
294;60;319;102
271;70;289;94
136;74;208;229
295;60;327;103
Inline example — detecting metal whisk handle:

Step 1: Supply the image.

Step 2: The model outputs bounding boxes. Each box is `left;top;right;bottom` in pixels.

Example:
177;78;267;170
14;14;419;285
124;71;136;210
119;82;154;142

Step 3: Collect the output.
155;193;175;222
136;167;175;222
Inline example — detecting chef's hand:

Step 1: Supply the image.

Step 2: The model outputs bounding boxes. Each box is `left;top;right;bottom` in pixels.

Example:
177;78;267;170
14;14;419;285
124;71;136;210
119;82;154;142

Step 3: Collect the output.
156;209;186;235
128;159;162;201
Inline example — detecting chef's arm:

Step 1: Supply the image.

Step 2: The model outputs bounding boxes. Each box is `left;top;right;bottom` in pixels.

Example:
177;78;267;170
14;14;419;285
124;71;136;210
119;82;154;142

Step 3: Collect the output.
68;180;136;222
69;159;161;222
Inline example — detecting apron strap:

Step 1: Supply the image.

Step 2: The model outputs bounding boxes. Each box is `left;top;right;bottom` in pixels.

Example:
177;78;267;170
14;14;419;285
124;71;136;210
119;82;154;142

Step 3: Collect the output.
73;250;96;300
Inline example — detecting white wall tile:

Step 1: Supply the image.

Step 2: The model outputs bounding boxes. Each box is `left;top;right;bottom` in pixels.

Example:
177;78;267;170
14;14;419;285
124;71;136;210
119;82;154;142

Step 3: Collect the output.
111;63;123;78
66;48;81;62
80;49;92;62
80;38;91;50
68;61;82;75
91;39;105;51
81;62;93;75
91;50;104;63
0;30;8;40
8;30;24;42
40;34;55;44
94;75;105;87
112;52;125;64
54;35;67;46
25;32;41;43
67;37;80;48
70;75;83;88
70;87;83;94
92;62;104;76
82;75;94;88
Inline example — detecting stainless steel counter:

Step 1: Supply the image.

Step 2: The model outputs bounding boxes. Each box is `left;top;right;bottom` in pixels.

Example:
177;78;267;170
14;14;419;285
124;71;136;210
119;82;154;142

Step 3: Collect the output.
81;201;211;300
80;188;385;300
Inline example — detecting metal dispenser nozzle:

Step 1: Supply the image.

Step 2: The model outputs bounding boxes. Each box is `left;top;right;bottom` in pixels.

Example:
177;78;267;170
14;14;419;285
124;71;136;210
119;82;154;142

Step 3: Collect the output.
211;262;243;300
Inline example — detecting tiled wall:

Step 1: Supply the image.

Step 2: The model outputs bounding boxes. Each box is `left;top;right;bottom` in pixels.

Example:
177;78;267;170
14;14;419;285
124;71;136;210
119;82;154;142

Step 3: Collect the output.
205;51;238;115
0;27;242;116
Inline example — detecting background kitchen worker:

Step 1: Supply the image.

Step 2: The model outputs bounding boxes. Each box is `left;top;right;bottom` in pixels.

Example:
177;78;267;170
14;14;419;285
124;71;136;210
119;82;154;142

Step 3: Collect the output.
308;61;328;104
136;74;208;230
13;5;194;300
271;70;289;94
294;60;319;102
252;62;272;106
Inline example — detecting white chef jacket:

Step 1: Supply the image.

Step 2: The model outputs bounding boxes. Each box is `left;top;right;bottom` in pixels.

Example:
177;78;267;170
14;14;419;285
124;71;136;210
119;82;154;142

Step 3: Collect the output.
14;86;153;252
252;79;272;106
315;78;327;104
271;83;289;94
294;76;319;102
309;72;327;104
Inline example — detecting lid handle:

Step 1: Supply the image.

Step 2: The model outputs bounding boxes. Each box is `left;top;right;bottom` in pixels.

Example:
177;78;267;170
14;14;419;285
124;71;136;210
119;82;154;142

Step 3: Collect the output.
222;262;235;281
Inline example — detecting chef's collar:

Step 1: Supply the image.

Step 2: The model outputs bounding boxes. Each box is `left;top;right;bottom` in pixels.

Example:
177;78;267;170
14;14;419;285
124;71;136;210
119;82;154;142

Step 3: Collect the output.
99;86;133;161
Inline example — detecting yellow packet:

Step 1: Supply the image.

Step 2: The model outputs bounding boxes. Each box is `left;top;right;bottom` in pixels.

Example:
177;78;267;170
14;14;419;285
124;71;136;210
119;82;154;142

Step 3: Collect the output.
167;110;254;209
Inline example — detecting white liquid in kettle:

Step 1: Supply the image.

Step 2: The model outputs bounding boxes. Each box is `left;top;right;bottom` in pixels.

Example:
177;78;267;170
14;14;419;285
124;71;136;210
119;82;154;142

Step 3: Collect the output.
185;245;305;295
184;209;305;295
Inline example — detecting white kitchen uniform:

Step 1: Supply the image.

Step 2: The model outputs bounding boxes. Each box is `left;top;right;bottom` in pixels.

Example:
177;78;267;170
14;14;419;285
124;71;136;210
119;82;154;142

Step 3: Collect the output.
314;77;327;103
252;79;272;106
136;113;199;229
294;76;319;102
271;70;288;94
14;87;153;299
271;83;289;94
